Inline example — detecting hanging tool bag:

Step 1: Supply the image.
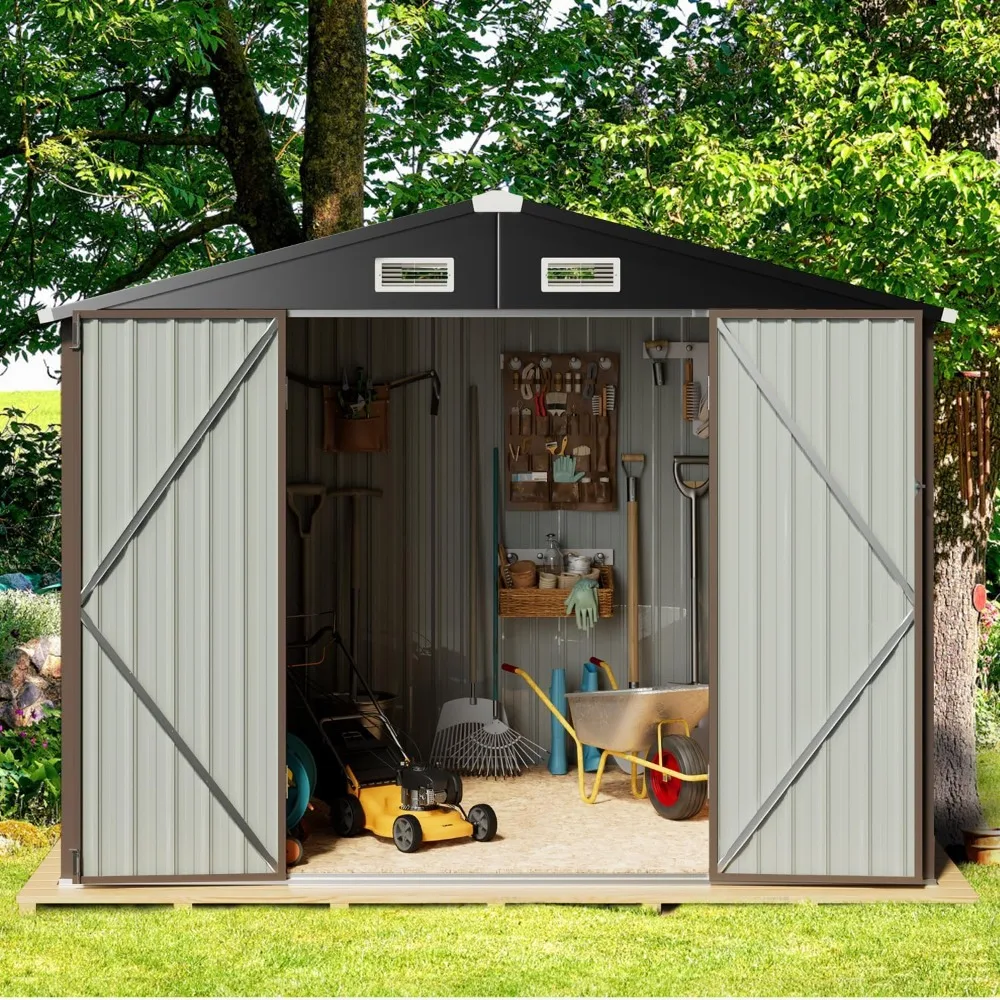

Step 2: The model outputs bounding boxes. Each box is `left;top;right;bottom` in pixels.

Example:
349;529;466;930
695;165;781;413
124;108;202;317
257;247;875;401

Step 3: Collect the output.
323;384;390;453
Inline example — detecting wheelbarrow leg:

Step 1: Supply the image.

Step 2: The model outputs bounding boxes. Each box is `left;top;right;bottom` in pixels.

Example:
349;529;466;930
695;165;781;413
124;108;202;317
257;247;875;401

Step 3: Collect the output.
631;760;648;800
503;663;612;805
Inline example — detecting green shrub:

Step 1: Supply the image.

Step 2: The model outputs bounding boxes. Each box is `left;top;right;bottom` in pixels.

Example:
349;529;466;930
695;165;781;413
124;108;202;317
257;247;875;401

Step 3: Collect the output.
0;407;61;575
975;684;1000;751
0;818;51;849
0;590;60;658
976;598;1000;750
0;709;61;825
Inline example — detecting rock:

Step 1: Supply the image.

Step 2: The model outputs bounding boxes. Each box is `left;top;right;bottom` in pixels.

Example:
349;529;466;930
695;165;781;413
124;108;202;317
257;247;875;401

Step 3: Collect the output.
0;835;16;856
28;635;59;671
0;635;61;727
16;683;40;710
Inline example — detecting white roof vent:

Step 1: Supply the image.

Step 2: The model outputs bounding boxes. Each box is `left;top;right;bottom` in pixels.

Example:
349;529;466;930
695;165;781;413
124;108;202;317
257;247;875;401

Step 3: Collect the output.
375;257;454;292
541;257;620;292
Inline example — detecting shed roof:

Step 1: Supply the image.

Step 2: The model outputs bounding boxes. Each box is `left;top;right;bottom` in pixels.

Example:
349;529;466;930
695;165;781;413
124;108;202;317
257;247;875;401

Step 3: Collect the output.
40;192;943;329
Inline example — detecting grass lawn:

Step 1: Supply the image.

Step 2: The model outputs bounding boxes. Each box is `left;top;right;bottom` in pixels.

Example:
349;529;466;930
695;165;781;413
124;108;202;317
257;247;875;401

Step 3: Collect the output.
1;854;999;996
0;390;60;428
0;751;995;998
0;772;997;996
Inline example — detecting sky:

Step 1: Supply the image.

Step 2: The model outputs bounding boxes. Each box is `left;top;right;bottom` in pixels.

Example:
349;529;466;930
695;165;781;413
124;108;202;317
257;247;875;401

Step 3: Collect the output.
0;0;693;391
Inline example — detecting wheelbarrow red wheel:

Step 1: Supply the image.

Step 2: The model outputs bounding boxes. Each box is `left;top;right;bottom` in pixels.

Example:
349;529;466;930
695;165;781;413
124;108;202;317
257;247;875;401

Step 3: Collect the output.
645;734;707;820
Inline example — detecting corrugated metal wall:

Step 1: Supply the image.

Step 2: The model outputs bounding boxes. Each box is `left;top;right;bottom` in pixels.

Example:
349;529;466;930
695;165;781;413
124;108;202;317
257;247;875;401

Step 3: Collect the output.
286;317;708;754
81;317;279;878
715;316;916;878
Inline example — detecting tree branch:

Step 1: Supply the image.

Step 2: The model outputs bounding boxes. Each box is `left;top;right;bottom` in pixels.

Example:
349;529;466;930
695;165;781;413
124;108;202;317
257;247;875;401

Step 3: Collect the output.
0;131;220;159
123;70;213;113
207;0;302;252
102;209;239;293
90;129;219;147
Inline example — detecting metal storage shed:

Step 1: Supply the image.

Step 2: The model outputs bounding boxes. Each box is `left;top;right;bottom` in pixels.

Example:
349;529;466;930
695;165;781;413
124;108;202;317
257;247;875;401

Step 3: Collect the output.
32;190;956;906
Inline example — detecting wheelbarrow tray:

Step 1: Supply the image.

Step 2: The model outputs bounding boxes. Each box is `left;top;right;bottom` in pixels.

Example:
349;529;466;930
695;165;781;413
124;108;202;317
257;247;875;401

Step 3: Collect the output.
566;684;709;752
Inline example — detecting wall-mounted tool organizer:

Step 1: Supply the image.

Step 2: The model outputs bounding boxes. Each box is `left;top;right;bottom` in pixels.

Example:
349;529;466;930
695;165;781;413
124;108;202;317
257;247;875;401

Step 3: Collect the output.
501;351;619;511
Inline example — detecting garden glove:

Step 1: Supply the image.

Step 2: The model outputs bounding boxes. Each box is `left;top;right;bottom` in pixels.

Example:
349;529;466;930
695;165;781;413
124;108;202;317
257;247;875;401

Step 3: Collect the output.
565;578;599;631
552;455;585;483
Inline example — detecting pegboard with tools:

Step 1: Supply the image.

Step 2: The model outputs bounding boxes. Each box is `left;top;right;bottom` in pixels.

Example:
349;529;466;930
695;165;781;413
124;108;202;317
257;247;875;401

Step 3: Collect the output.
501;351;619;511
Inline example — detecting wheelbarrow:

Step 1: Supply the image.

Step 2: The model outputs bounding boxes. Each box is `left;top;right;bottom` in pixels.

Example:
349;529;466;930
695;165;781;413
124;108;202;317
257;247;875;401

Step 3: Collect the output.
502;659;709;820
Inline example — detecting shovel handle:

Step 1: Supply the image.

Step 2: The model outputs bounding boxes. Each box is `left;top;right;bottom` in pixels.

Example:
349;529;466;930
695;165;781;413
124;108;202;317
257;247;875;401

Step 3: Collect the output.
627;497;639;686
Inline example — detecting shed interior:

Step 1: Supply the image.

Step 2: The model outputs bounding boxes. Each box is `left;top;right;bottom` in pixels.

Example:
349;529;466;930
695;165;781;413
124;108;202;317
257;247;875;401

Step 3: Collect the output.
282;315;711;875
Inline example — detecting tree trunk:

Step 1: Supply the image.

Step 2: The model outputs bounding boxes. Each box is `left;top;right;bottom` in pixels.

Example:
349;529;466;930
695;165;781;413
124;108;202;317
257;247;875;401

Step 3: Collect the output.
933;369;997;847
300;0;367;238
208;0;303;252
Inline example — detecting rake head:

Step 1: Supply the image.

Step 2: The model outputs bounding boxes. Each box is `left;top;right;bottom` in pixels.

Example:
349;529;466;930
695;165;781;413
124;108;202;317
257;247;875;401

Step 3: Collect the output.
429;696;507;772
430;720;484;771
450;718;545;778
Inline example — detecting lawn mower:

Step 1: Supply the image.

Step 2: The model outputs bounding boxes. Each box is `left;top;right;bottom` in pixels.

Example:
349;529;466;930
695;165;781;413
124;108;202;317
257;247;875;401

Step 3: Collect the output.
287;624;497;853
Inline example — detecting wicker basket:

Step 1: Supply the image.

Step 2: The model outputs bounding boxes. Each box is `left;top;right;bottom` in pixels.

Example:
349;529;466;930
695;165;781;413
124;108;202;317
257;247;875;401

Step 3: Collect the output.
498;565;614;619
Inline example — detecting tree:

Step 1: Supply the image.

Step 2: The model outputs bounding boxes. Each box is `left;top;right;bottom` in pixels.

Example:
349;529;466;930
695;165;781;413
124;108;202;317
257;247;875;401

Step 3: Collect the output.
0;0;368;360
4;0;998;845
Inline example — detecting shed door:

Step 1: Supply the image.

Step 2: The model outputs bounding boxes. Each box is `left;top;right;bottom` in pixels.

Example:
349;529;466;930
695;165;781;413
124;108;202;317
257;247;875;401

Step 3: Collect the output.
712;314;921;882
78;315;283;881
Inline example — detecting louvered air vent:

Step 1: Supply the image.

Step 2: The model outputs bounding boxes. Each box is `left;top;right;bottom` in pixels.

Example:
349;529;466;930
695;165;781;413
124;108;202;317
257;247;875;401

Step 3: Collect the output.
375;257;454;292
541;257;620;292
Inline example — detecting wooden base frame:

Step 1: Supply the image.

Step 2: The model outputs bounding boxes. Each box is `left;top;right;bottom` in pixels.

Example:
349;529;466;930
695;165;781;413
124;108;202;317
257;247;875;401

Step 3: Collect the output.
17;842;976;913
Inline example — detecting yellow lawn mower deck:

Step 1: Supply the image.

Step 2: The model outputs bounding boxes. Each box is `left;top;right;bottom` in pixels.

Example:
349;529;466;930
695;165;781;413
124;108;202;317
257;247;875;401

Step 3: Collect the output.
332;763;497;853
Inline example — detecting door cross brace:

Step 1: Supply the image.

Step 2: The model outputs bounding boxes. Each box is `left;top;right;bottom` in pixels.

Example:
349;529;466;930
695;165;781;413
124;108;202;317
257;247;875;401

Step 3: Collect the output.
717;611;914;871
81;607;278;871
717;319;915;606
81;319;278;605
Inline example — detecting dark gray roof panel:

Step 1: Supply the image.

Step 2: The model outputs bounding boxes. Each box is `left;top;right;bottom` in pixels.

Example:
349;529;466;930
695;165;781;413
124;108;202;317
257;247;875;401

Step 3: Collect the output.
132;209;496;312
45;201;484;319
42;192;940;328
506;202;930;315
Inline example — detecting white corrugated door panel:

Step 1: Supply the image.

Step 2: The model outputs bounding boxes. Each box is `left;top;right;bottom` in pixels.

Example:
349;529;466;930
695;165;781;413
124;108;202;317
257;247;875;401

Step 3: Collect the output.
79;315;282;881
712;314;919;881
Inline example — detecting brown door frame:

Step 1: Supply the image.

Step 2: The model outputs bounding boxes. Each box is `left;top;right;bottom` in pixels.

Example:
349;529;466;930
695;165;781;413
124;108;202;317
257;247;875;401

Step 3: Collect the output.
62;309;287;885
707;309;928;886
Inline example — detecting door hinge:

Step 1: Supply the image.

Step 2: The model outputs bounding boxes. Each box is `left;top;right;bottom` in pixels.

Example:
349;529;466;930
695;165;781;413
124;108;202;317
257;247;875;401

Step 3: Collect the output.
284;378;288;411
915;481;926;493
71;848;81;878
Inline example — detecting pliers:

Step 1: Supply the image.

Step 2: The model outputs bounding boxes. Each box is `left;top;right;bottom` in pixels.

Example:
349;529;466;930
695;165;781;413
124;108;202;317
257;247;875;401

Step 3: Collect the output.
534;367;551;417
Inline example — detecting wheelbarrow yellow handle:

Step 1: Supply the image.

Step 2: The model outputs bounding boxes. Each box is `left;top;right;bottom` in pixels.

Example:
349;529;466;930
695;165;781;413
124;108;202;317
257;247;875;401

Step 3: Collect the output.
588;657;618;690
503;663;605;805
502;663;575;736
